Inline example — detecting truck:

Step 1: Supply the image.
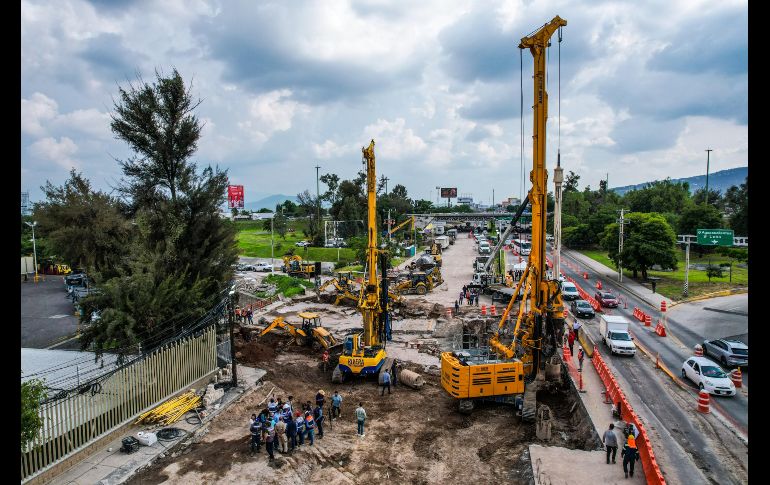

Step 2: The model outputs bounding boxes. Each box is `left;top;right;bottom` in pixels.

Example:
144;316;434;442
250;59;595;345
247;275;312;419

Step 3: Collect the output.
446;228;457;244
435;235;450;250
599;315;636;356
473;255;490;272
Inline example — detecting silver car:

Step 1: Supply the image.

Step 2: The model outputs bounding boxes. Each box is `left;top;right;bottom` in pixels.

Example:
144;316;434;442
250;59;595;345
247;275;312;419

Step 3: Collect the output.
703;339;748;368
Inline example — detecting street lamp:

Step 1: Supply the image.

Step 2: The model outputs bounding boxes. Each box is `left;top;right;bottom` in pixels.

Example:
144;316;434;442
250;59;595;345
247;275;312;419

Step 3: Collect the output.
25;221;38;283
270;215;275;273
228;288;238;387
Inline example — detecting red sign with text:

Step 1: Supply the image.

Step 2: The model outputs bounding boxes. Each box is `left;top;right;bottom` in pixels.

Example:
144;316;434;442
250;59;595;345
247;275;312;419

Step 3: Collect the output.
228;185;244;208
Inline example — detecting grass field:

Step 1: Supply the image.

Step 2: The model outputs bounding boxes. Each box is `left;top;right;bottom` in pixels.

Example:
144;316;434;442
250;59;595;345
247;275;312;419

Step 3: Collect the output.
578;248;748;301
236;220;356;262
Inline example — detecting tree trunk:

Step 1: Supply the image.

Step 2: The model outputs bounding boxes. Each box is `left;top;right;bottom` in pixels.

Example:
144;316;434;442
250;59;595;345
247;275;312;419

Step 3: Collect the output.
632;269;638;278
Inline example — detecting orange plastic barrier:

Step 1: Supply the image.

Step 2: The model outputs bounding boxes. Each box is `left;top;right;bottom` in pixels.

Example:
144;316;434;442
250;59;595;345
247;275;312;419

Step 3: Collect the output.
592;347;667;485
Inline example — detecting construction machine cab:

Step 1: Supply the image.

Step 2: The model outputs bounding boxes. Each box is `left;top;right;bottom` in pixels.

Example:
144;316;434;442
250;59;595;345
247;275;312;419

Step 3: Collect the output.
299;312;321;332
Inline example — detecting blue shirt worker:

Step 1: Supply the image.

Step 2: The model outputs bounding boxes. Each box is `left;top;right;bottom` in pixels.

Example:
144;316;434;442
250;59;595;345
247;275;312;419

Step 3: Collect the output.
355;403;367;437
331;390;343;419
381;369;391;396
304;412;316;446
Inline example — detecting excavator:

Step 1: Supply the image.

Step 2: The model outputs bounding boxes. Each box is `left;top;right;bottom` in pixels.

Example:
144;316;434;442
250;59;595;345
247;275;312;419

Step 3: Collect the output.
388;215;414;239
317;271;361;306
260;312;338;350
332;140;394;383
282;255;317;278
440;16;567;421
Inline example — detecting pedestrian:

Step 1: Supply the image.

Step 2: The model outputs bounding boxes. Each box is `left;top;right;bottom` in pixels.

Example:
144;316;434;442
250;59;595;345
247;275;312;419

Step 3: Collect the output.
247;307;253;325
265;423;276;461
295;411;305;447
322;350;330;372
316;389;326;408
314;403;325;438
355;402;367;437
281;403;292;422
250;416;262;454
268;397;278;414
392;360;399;388
380;369;392;396
572;318;581;336
455;299;460;314
627;422;639;440
235;306;241;322
275;415;287;453
578;347;585;372
621;434;640;478
304;411;316;446
474;290;479;306
286;412;297;452
287;395;294;413
304;400;313;413
462;284;467;295
331;390;343;419
249;413;257;427
459;290;464;305
465;290;471;305
603;423;618;464
568;330;576;356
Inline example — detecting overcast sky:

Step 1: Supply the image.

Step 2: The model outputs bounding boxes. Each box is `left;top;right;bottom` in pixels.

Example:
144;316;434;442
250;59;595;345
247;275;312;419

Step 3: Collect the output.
21;0;747;206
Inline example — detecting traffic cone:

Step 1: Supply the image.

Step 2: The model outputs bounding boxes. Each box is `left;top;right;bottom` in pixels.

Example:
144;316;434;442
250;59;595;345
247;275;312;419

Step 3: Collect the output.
481;304;487;316
731;368;743;388
490;305;497;316
563;343;571;360
645;314;652;327
583;272;588;279
661;300;667;312
596;280;602;290
694;344;703;357
697;390;710;413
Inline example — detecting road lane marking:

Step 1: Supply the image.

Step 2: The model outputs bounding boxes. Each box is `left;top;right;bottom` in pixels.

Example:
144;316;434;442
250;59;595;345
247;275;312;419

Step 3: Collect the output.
49;314;69;319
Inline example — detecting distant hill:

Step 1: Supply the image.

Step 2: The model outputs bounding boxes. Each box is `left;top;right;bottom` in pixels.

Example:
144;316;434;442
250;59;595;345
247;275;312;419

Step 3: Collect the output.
244;194;298;211
611;166;747;196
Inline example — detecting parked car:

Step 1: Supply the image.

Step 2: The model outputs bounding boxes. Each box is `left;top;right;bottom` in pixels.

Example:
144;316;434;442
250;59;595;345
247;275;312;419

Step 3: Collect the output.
570;299;595;318
681;356;736;396
703;339;748;369
594;291;618;308
254;262;273;272
237;263;257;272
546;234;554;242
295;240;311;247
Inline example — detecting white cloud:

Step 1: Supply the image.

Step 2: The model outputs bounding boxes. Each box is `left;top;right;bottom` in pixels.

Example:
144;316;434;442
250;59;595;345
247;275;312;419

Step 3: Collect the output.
29;136;79;170
313;139;355;159
237;89;309;144
21;92;58;136
362;118;427;160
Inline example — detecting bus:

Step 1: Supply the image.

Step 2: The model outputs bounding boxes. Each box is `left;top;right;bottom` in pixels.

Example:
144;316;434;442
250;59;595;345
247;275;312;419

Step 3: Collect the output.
512;239;531;256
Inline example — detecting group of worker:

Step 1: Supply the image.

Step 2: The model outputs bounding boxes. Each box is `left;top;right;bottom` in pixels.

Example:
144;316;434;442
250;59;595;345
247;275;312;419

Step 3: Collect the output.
458;285;481;306
249;390;359;460
603;423;641;478
234;305;254;324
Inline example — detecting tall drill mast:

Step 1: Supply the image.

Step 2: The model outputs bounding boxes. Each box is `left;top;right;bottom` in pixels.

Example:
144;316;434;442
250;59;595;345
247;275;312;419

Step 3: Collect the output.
360;139;382;347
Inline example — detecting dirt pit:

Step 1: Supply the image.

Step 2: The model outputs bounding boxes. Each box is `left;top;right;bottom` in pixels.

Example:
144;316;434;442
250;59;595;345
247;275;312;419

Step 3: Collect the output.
128;339;596;485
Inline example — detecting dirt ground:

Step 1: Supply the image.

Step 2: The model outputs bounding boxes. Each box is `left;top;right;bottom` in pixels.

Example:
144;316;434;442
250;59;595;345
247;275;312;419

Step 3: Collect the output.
126;237;597;484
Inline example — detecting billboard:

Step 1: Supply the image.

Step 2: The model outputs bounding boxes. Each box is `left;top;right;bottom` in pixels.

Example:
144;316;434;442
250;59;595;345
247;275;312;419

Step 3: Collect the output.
440;187;457;198
228;185;244;209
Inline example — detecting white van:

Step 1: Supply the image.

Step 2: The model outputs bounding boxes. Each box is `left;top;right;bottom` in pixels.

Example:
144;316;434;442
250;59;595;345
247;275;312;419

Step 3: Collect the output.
561;281;579;301
478;241;491;254
599;315;636;356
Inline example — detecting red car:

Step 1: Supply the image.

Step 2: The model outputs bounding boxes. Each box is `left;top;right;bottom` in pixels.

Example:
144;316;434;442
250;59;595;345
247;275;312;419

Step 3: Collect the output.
595;291;618;308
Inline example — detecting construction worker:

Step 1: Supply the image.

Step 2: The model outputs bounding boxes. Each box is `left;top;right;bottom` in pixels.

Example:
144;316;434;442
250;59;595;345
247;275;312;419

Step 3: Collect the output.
304;411;316;446
313;403;325;438
454;299;460;315
578;347;585;372
459;290;464;305
316;389;326;408
275;415;287;453
603;423;618;464
572;318;582;336
355;402;367;437
331;390;343;419
392;360;399;387
567;330;576;356
322;350;330;372
268;397;278;414
295;411;305;447
249;415;262;454
264;423;276;461
286;412;297;452
621;434;640;478
380;369;392;396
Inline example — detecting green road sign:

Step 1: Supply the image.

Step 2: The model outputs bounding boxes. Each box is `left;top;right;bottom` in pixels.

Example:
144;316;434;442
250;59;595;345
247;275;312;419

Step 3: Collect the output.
697;228;734;246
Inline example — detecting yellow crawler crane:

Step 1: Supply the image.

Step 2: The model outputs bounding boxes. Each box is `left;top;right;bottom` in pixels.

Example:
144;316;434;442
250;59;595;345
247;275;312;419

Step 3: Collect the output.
441;16;567;420
333;140;393;383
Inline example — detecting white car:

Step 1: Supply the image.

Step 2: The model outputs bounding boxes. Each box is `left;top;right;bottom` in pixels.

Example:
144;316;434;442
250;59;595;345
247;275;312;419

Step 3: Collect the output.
254;262;273;272
561;281;580;301
295;241;311;247
681;356;736;396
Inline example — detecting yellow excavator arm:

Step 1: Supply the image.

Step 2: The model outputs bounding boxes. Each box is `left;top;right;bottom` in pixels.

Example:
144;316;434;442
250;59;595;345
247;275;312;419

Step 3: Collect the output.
388;215;414;236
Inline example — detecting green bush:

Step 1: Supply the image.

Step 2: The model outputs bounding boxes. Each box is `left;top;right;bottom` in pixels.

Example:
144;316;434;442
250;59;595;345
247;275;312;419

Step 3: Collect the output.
21;379;46;450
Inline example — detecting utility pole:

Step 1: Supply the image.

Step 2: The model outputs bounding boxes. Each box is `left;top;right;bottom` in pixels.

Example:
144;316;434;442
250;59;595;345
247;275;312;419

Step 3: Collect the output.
387;208;392;244
704;149;712;206
270;215;274;272
315;165;321;238
617;209;630;282
677;235;696;297
492;188;495;210
25;221;39;283
383;176;389;196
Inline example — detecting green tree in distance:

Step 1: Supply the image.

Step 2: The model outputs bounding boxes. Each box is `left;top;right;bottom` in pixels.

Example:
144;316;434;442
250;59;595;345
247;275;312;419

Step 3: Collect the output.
602;212;678;279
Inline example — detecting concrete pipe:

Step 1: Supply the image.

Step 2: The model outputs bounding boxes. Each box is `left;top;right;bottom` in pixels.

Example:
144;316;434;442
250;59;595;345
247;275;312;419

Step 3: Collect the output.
399;369;425;389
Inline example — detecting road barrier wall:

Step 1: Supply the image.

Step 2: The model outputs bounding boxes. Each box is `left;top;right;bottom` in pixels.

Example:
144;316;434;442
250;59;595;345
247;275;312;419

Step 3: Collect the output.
592;347;666;485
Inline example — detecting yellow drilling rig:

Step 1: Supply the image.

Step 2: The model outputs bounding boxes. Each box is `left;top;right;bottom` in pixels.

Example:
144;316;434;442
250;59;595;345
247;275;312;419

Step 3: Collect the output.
440;16;567;420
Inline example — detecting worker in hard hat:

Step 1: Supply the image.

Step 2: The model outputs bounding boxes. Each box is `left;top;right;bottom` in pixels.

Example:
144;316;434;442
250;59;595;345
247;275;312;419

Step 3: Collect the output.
621;434;640;478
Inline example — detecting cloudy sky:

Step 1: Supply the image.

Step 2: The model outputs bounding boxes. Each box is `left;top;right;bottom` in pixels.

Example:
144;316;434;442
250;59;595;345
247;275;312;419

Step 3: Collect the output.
21;0;747;206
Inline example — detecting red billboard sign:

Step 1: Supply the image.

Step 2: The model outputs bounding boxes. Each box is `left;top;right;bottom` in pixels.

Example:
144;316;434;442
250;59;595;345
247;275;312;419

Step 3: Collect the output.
228;185;244;208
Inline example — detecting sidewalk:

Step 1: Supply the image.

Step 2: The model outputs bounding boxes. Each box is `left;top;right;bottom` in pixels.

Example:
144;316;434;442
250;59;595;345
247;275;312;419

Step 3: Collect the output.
530;349;645;484
563;249;674;310
49;366;266;485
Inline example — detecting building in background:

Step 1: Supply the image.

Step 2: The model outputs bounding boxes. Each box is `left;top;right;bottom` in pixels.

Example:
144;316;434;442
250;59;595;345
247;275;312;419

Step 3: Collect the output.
21;191;32;216
457;194;473;206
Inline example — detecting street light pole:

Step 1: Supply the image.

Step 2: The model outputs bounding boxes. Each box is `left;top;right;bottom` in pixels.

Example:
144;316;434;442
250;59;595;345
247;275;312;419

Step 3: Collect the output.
315;164;321;239
435;186;440;205
25;221;39;283
270;216;275;272
228;289;238;387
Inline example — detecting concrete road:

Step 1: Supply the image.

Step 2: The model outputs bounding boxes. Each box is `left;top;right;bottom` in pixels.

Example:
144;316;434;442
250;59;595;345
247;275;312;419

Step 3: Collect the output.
408;232;478;307
559;250;748;484
21;277;80;348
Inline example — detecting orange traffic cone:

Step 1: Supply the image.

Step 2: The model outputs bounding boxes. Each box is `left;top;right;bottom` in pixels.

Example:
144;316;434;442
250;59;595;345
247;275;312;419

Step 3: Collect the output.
490;305;497;316
596;280;603;290
697;390;710;413
731;368;743;388
694;344;703;357
481;304;487;316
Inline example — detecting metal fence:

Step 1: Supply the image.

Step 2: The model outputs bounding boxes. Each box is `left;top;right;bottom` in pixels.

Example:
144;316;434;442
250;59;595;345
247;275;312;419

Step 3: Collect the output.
21;325;218;482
